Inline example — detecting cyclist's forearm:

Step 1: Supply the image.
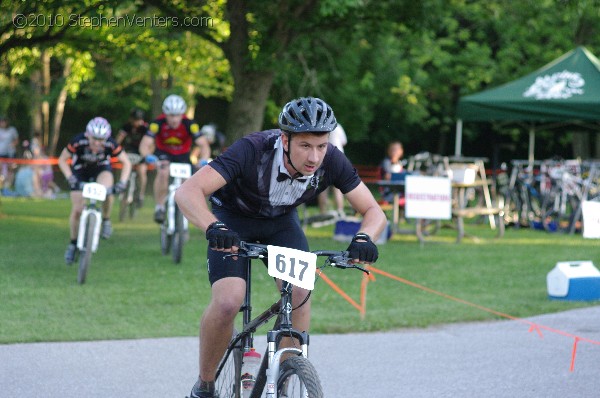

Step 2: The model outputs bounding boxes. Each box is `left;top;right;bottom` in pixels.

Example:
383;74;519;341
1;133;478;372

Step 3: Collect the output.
58;149;73;178
175;187;216;232
175;166;226;231
138;136;154;157
118;155;132;183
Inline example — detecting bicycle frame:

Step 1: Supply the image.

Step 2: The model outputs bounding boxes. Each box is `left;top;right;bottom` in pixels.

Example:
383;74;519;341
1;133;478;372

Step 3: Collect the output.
77;183;107;253
165;163;190;235
215;242;367;398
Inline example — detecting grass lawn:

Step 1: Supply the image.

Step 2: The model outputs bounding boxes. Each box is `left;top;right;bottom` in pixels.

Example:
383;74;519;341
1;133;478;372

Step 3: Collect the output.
1;197;599;344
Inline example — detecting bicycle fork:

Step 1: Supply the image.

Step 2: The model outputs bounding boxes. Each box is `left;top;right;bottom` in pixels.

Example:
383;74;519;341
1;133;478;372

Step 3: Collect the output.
166;180;188;234
77;205;101;252
264;282;310;398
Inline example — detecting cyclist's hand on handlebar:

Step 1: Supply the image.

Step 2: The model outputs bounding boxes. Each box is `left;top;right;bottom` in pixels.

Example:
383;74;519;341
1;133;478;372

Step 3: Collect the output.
206;221;240;252
67;175;79;190
113;181;127;194
346;233;378;263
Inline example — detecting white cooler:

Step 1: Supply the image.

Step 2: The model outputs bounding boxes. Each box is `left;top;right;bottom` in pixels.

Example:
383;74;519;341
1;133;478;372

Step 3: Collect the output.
547;261;600;301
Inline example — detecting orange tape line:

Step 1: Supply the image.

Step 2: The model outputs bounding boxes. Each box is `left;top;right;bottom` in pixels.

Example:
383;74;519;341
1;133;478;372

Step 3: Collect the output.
317;270;364;315
366;265;600;372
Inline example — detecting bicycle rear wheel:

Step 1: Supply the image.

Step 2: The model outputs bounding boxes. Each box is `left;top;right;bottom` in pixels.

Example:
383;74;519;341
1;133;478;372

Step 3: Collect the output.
128;174;138;219
215;330;243;398
277;355;323;398
78;213;97;284
172;206;184;264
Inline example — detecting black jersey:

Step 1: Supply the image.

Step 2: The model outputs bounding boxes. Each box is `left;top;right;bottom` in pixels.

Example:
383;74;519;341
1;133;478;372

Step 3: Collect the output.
119;122;147;154
209;130;360;218
67;133;123;171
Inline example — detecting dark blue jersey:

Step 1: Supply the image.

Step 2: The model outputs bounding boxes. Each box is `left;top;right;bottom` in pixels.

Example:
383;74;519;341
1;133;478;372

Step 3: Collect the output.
67;133;122;172
209;130;360;218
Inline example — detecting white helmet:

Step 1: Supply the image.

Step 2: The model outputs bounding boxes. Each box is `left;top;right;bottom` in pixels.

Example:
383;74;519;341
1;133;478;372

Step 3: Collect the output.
85;117;112;139
162;94;187;115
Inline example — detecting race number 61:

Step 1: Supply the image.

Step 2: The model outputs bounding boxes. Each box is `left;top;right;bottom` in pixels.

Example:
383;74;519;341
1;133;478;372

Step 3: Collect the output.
267;245;317;290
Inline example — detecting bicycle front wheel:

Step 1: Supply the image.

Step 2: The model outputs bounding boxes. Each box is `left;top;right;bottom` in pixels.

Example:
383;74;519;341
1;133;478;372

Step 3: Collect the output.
78;213;97;284
277;356;324;398
172;206;185;264
118;189;128;222
215;331;243;398
160;221;171;255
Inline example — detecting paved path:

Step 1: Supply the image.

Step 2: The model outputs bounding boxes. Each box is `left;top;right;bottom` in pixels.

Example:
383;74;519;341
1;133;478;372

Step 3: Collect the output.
2;306;600;397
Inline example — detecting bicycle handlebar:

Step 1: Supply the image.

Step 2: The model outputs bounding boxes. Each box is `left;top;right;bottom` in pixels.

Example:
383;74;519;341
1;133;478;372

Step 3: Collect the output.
228;241;370;275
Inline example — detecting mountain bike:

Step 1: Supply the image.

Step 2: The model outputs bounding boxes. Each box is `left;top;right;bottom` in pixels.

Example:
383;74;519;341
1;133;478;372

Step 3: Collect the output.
502;160;544;228
76;182;110;284
160;162;191;264
118;153;142;221
213;241;368;398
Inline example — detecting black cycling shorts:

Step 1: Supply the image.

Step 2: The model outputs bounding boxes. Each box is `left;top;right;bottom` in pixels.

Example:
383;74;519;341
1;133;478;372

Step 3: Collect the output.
206;207;309;285
154;149;191;164
70;165;112;191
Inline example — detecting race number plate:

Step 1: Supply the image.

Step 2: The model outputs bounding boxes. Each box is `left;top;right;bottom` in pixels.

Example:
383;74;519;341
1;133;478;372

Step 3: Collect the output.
81;182;107;201
267;245;317;290
169;162;192;179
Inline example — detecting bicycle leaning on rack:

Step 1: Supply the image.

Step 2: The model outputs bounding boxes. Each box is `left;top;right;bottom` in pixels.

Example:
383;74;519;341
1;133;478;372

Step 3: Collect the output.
76;182;112;284
160;162;192;264
118;153;143;221
211;241;369;398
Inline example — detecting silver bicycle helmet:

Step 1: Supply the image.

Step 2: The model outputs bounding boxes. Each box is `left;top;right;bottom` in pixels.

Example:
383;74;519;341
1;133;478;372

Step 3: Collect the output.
162;94;187;115
85;117;112;139
278;97;337;133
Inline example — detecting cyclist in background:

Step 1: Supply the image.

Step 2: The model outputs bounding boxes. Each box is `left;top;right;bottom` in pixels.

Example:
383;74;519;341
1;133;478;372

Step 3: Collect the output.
175;97;387;398
117;108;148;207
138;94;210;223
58;117;132;265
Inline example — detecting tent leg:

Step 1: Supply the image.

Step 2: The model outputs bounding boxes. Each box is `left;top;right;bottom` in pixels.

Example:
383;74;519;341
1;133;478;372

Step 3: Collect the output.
455;119;463;156
528;127;535;172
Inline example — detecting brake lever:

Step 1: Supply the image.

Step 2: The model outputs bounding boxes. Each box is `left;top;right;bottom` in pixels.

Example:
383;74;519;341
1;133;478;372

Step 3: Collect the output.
222;251;247;260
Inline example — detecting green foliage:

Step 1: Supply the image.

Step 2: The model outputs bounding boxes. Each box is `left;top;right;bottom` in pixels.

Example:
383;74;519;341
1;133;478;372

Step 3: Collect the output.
3;0;600;160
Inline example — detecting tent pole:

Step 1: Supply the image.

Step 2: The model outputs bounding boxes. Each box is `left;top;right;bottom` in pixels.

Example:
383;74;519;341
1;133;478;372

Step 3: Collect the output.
455;119;463;156
528;126;535;172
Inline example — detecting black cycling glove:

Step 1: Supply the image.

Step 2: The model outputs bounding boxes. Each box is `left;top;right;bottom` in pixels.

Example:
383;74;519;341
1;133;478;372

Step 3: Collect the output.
346;232;378;263
206;221;240;250
67;175;79;190
113;181;127;194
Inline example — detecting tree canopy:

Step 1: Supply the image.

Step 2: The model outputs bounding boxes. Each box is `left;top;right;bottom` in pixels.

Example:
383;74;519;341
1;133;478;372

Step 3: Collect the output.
2;0;600;161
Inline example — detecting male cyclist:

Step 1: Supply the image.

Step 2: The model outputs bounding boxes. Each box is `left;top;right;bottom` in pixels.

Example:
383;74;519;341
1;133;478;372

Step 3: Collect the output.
58;117;132;265
175;97;387;398
139;94;210;223
117;108;148;207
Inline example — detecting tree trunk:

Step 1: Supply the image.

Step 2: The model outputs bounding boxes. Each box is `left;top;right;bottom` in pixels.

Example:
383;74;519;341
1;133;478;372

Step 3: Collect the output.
41;49;51;145
29;69;43;144
222;0;275;142
225;71;274;143
48;58;73;156
150;72;163;118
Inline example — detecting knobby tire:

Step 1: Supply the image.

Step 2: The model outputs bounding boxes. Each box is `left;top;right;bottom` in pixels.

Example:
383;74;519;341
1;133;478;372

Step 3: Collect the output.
172;206;184;264
214;330;243;398
78;213;96;284
160;220;171;255
277;355;324;398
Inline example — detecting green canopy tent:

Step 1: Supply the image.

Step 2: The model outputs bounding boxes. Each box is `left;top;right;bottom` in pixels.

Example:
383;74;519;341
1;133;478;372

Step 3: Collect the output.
455;46;600;162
